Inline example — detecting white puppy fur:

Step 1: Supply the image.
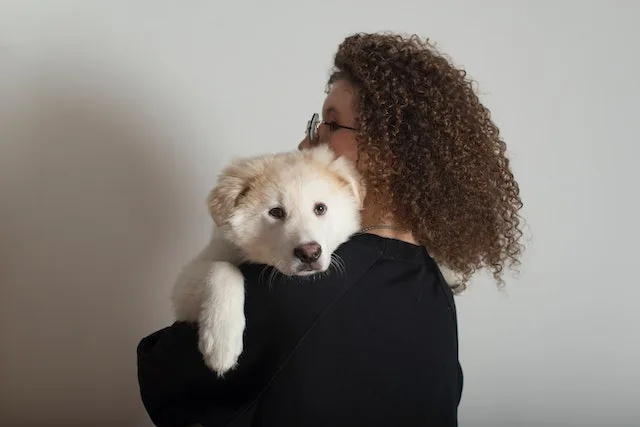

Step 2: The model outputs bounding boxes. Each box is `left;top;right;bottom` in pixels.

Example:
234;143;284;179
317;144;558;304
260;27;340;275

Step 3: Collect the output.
171;145;366;375
171;144;463;376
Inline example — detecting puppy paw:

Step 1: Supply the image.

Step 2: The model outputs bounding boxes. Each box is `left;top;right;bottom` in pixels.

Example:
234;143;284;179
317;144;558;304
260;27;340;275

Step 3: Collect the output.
198;310;246;376
197;261;247;376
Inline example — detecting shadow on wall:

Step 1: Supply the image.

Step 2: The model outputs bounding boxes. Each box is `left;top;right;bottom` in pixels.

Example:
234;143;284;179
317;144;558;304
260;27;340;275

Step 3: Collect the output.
0;56;197;426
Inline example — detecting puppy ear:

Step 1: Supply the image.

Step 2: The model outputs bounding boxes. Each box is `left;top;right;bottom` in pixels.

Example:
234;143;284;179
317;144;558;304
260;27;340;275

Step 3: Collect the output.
328;155;366;210
207;155;269;226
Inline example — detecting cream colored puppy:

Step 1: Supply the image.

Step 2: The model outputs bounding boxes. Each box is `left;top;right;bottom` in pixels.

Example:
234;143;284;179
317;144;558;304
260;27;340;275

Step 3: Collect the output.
171;145;365;376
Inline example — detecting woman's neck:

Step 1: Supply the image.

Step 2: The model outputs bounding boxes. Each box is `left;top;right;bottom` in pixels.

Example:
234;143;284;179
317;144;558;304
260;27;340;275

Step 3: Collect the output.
363;226;418;245
360;209;418;245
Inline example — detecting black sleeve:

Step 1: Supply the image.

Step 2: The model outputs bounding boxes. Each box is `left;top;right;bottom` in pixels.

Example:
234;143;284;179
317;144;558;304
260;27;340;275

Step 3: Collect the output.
136;265;276;427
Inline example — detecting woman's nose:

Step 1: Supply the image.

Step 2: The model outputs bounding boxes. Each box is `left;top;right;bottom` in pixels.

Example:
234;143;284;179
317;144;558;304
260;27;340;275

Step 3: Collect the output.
298;137;311;150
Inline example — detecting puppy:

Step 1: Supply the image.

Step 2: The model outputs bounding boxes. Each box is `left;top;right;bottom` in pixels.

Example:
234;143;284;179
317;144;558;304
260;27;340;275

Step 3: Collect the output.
171;145;365;376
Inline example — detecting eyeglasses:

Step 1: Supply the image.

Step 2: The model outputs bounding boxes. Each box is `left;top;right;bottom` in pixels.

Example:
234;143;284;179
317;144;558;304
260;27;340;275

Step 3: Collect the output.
306;112;358;144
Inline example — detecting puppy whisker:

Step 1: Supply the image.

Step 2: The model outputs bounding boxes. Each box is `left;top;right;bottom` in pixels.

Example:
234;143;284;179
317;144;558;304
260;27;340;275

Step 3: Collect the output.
258;264;271;286
330;253;347;278
268;260;287;290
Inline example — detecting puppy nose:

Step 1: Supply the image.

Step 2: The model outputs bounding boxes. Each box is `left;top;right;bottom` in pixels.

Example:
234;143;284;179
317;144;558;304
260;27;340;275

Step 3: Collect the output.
293;242;322;263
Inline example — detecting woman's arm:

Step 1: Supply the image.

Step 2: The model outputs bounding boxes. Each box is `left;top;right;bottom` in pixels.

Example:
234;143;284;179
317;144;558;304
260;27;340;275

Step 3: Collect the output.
137;322;221;427
136;265;276;427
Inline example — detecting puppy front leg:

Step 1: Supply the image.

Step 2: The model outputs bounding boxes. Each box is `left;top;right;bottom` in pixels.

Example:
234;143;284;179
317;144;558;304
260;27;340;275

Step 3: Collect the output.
198;261;246;376
171;228;241;322
171;259;217;322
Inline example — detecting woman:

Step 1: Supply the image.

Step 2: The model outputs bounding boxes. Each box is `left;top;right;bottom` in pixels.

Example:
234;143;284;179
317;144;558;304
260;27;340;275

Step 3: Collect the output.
137;32;524;427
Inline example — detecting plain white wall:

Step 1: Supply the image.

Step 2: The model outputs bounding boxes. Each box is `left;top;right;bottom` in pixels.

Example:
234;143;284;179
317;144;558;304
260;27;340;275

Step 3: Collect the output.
1;1;638;426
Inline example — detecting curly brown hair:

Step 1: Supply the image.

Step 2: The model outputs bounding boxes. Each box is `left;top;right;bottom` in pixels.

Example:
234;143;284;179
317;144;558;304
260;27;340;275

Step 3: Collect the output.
329;32;524;292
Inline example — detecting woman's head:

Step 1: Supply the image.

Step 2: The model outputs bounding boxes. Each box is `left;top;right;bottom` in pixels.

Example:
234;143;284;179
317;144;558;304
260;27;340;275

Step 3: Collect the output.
299;32;524;292
298;79;360;162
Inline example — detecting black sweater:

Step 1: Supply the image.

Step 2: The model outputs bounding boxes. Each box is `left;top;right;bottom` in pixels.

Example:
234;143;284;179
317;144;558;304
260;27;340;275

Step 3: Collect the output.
136;233;463;427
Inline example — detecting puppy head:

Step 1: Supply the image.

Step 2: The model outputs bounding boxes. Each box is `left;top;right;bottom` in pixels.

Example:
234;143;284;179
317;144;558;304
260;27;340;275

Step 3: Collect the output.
208;145;365;276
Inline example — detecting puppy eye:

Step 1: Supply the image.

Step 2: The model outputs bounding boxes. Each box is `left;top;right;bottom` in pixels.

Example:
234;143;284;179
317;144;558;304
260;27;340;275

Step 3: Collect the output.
314;203;327;216
268;207;286;219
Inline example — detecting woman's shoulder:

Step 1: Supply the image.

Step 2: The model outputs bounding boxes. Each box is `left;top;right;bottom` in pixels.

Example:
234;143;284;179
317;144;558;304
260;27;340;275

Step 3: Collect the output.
237;232;456;354
238;232;455;321
328;233;457;326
